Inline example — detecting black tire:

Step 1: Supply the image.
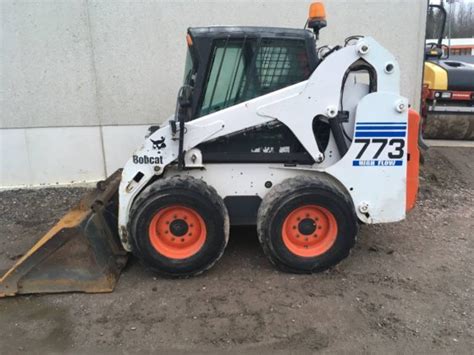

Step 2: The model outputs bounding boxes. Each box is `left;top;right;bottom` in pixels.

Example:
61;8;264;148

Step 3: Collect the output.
128;176;229;277
257;175;358;273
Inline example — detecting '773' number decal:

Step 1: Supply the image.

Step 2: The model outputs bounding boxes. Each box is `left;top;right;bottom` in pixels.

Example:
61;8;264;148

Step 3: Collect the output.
354;138;405;160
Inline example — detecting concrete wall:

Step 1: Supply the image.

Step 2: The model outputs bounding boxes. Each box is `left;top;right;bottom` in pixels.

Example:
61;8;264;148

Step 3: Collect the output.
1;0;427;187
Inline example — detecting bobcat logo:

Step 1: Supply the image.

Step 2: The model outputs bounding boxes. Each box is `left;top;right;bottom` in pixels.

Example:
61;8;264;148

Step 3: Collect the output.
150;136;166;150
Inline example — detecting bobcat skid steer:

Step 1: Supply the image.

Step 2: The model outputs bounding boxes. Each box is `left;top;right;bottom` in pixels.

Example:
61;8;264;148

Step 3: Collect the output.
0;2;420;296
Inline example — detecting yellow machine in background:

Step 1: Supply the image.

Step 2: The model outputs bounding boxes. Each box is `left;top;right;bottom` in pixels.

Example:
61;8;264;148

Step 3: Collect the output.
424;62;448;91
422;2;474;140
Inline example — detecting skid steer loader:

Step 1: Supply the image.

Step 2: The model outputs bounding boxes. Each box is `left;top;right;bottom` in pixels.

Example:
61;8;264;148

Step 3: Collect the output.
0;2;420;296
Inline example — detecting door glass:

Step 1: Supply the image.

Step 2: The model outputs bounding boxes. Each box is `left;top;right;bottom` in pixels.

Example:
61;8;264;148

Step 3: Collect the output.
200;41;246;116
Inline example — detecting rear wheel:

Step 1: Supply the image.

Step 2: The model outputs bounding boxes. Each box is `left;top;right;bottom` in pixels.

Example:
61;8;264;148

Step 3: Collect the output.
257;175;358;273
129;176;229;277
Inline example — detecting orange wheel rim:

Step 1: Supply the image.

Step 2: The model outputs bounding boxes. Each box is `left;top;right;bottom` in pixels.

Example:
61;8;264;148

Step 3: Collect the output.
282;205;337;257
148;205;206;259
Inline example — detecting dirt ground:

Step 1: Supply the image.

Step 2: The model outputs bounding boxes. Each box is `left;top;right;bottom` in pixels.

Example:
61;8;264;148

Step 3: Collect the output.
0;147;473;354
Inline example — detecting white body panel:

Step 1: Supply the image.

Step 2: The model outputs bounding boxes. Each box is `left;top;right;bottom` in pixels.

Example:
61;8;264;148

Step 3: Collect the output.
117;37;409;250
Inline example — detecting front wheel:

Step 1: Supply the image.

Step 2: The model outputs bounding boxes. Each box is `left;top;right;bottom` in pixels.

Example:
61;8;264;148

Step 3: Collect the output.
128;176;229;277
257;175;358;273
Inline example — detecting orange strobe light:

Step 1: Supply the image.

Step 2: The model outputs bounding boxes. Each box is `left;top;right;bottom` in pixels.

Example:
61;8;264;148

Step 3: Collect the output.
309;2;326;20
308;2;327;36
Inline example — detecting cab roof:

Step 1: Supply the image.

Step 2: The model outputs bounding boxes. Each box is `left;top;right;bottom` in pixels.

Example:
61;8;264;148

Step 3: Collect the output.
188;26;315;41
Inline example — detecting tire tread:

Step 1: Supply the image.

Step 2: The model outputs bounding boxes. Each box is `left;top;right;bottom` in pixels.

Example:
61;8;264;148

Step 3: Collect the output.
257;174;357;273
128;176;229;277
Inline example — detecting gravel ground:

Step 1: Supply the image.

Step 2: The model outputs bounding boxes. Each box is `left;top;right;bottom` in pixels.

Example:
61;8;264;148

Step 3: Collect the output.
0;147;473;354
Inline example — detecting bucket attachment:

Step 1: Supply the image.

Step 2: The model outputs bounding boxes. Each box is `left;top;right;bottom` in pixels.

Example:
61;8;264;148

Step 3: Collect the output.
0;170;128;297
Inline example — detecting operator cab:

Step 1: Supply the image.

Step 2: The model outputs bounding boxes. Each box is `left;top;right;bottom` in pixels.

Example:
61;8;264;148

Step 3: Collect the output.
184;26;318;119
181;26;321;164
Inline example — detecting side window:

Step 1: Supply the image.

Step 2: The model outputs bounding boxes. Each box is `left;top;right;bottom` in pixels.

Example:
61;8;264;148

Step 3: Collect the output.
255;39;310;95
199;38;310;116
182;49;194;85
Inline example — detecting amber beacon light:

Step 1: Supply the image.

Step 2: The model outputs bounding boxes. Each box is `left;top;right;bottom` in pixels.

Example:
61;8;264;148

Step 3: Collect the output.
309;2;326;19
308;2;327;37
